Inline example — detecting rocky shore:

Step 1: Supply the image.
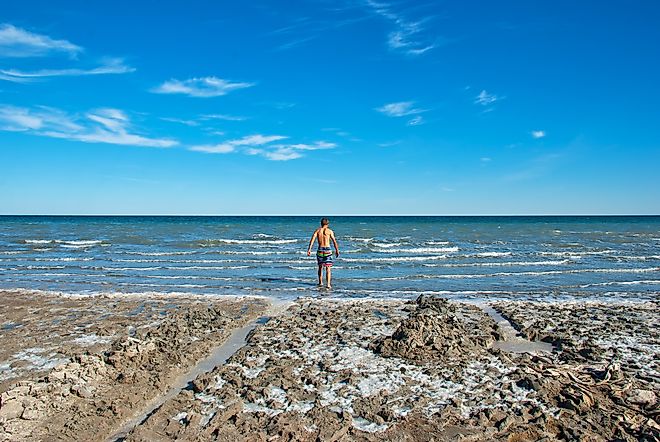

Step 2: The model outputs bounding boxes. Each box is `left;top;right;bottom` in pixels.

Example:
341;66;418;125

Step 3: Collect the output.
123;297;659;441
1;291;658;441
0;290;268;441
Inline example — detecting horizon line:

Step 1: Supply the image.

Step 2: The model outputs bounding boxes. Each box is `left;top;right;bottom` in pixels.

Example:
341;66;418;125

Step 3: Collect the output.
1;214;658;217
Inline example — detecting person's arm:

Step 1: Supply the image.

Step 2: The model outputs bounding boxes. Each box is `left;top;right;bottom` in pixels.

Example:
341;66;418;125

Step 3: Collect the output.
307;230;318;256
331;231;339;257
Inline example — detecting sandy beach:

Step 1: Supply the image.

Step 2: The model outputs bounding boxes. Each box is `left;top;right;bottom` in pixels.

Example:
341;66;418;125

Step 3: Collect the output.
0;291;657;441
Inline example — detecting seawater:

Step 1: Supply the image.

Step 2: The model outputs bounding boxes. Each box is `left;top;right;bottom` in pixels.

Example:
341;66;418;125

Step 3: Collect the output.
0;216;658;301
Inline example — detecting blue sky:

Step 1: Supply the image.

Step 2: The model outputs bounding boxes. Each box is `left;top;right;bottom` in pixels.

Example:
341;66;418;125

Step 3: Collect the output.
0;0;658;215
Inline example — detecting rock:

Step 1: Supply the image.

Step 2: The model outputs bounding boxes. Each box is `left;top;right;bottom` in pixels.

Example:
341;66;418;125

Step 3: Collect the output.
72;385;94;399
626;389;656;408
0;400;24;420
20;406;41;420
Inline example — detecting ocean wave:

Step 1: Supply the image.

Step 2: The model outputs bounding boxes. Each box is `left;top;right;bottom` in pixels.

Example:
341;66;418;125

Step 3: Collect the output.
426;241;450;245
373;243;402;248
422;260;570;268
376;247;459;254
538;250;616;257
15;265;67;270
24;239;105;246
118;251;199;256
143;275;233;281
199;238;298;245
580;280;660;287
410;267;659;279
102;266;163;271
345;237;374;243
163;265;250;270
341;255;448;263
0;251;25;255
474;252;512;258
33;257;95;262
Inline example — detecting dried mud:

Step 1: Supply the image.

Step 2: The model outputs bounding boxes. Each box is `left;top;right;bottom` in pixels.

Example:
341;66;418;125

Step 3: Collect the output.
123;296;659;441
0;290;268;441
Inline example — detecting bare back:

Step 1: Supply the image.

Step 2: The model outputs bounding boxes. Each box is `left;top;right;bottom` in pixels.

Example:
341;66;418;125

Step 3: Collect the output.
316;227;334;248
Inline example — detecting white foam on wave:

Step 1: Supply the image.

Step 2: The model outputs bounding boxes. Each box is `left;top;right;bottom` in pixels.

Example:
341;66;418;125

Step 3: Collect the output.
24;239;105;246
474;252;512;258
119;251;198;256
163;265;250;270
412;267;660;279
539;250;616;257
201;238;297;245
580;280;660;287
373;243;402;248
341;255;448;263
103;266;162;271
345;237;374;243
422;259;570;268
376;247;459;254
143;275;233;281
426;241;450;245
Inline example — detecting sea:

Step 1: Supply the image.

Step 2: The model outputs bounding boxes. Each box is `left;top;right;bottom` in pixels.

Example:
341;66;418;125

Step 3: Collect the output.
0;216;658;302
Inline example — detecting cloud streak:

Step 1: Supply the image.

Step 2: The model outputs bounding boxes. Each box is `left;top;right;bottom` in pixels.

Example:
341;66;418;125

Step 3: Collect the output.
0;24;82;58
376;101;425;117
475;90;502;106
531;130;546;139
152;76;255;98
0;104;177;148
190;136;335;161
364;1;436;56
0;58;135;82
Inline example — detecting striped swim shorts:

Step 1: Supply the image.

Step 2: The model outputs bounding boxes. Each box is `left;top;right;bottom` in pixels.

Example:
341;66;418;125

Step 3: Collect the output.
316;246;333;267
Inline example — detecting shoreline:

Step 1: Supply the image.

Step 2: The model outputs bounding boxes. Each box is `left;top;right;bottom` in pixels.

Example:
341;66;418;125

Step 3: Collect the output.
0;289;658;440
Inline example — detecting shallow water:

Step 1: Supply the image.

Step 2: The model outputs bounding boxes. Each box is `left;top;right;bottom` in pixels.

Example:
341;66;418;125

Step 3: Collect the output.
0;216;658;302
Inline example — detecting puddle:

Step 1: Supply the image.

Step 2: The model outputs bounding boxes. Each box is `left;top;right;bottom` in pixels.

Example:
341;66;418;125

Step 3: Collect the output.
106;297;294;442
477;304;553;354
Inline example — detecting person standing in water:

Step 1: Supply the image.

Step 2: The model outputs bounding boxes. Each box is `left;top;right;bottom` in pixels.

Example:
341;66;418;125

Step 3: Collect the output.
307;218;339;288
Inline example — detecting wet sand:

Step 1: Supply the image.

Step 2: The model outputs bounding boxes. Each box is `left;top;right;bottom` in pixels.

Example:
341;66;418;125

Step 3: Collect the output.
1;291;658;441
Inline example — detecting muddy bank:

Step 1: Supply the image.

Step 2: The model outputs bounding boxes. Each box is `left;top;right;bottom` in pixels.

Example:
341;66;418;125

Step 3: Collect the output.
0;290;268;441
123;296;658;441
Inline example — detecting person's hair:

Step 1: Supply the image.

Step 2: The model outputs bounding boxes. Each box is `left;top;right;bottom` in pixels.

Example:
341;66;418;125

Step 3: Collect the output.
320;218;329;226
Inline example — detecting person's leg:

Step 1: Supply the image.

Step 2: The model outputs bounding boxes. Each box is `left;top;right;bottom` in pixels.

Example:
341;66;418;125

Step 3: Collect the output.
326;266;332;288
317;265;323;285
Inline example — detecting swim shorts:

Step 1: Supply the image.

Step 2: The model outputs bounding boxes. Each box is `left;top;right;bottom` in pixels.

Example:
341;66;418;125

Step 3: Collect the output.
316;247;333;267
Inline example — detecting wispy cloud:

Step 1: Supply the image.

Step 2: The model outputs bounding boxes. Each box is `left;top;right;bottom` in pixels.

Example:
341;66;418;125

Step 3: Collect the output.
531;130;546;139
0;104;177;148
152;76;254;98
376;101;426;117
407;116;424;126
250;141;336;161
189;135;287;154
160;117;200;127
378;140;402;147
475;90;502;106
364;1;436;56
190;136;335;161
200;113;247;122
0;24;82;58
274;35;318;52
481;157;492;162
0;58;134;82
